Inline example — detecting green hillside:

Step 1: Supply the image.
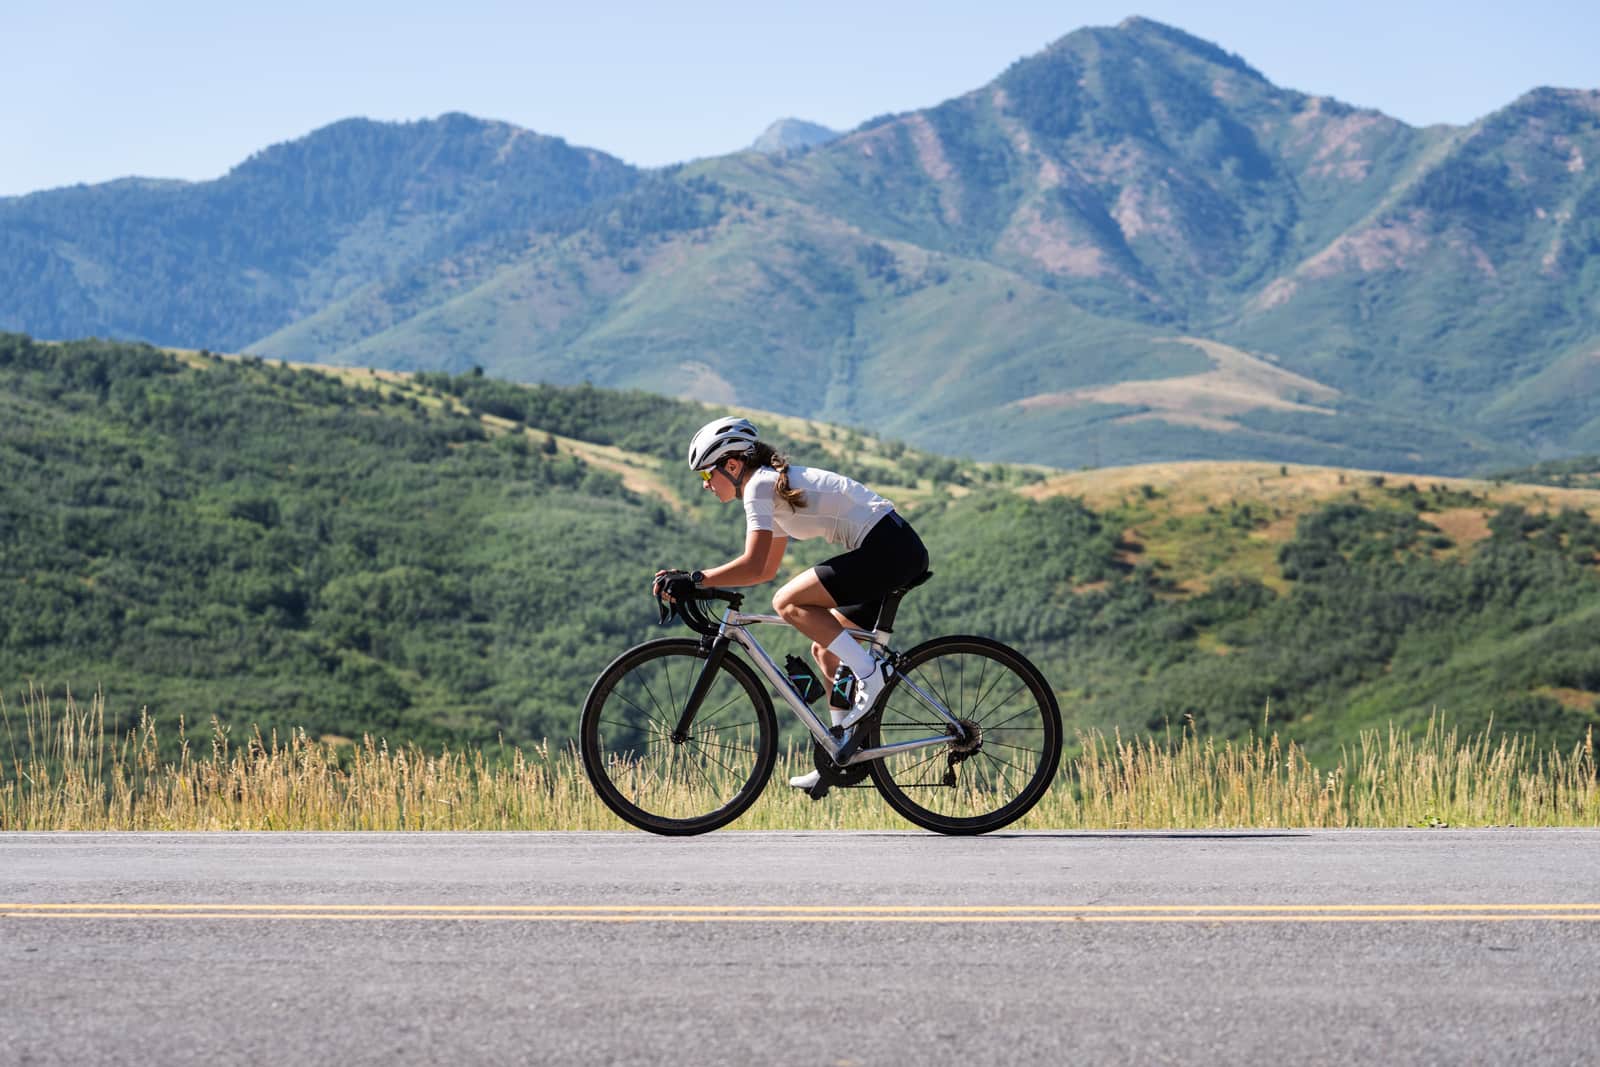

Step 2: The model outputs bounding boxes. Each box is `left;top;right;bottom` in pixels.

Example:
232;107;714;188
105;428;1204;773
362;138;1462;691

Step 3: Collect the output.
0;334;1023;748
5;337;1600;764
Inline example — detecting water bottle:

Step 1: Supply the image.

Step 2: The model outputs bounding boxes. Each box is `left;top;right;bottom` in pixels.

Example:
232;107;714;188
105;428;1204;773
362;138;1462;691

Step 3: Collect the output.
784;655;824;704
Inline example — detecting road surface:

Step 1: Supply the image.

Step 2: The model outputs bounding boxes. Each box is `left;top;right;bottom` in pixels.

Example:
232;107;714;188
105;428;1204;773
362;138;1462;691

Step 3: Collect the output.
3;830;1598;1064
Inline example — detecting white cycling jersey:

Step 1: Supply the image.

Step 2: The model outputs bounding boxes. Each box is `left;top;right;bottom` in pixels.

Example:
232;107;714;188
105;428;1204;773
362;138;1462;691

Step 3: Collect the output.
743;465;895;550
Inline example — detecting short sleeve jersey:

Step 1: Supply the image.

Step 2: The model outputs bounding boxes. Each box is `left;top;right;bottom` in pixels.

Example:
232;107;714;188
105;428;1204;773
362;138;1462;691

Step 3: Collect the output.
743;465;895;550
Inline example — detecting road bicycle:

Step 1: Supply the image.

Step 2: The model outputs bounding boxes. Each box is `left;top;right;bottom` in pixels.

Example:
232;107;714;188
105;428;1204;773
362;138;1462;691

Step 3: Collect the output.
579;572;1062;835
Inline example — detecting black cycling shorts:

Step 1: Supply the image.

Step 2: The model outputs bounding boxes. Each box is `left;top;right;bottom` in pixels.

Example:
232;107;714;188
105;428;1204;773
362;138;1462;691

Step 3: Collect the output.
814;511;930;630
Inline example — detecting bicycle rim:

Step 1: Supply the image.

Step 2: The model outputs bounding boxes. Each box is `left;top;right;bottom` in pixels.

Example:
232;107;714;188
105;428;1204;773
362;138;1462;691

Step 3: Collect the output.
580;638;777;835
866;635;1061;835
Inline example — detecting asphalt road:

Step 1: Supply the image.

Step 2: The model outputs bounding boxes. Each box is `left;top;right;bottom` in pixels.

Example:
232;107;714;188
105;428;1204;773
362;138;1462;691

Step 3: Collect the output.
3;830;1599;1065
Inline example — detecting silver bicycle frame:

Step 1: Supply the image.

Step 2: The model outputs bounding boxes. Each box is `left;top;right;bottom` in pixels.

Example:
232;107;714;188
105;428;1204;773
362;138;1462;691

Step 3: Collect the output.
713;606;966;767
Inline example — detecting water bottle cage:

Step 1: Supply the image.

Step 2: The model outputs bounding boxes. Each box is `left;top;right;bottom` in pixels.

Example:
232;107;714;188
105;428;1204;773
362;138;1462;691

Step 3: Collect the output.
784;655;824;704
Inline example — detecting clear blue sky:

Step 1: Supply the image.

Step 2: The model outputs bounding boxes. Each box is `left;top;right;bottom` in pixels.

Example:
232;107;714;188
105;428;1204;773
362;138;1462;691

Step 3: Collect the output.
5;1;1597;197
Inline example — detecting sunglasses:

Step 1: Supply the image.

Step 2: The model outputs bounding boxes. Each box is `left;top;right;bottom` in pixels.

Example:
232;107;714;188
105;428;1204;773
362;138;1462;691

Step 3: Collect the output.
699;467;716;483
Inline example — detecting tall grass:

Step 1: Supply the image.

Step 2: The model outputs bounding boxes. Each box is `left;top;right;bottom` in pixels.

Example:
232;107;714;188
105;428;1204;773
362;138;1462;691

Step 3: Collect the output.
3;687;1595;831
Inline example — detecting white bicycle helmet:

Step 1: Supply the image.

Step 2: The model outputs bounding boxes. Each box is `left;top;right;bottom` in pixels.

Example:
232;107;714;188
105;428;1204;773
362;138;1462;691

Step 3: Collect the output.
687;416;760;470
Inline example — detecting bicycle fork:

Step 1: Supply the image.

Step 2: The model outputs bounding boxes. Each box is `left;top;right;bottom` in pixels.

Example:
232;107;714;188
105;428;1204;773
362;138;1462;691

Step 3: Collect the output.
670;636;732;742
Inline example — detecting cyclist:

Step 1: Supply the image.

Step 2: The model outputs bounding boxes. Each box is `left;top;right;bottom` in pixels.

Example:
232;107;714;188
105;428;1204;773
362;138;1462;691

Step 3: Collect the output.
654;416;929;791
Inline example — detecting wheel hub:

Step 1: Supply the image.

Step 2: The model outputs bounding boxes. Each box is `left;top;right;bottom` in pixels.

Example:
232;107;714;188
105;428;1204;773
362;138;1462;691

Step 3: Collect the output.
947;718;983;759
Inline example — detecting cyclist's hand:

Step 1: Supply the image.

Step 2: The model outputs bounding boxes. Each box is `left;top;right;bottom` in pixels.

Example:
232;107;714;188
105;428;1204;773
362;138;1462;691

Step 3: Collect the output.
653;569;691;601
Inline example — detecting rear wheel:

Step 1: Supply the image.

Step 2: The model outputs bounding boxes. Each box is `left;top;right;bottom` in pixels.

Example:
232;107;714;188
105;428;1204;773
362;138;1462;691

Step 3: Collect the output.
580;638;777;835
865;635;1061;835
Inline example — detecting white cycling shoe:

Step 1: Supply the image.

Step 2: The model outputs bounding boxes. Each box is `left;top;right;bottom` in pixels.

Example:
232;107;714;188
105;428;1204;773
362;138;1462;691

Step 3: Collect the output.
835;659;893;730
788;770;822;790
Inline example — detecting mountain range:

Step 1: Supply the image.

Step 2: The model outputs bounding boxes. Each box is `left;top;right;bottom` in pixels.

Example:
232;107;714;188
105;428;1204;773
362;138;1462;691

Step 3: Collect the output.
3;17;1598;474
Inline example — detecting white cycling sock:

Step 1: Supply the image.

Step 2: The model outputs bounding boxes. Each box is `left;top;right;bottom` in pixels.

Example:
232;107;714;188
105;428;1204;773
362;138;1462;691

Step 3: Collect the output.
826;632;877;680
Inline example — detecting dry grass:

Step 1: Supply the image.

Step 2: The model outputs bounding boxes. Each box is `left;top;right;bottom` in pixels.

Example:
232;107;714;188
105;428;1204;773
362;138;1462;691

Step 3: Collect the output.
3;688;1595;831
1024;460;1600;518
1016;337;1341;430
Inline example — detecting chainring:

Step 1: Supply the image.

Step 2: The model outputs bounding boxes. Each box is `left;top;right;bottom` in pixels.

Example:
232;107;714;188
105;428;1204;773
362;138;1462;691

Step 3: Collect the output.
812;739;871;787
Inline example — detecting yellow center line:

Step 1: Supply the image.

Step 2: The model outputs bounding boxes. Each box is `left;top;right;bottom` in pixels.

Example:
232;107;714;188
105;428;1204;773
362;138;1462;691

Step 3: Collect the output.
6;902;1600;912
5;913;1600;924
4;902;1600;924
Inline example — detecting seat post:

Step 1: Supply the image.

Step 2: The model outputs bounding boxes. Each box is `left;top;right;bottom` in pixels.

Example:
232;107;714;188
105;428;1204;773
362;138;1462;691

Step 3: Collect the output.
875;589;909;635
872;570;933;634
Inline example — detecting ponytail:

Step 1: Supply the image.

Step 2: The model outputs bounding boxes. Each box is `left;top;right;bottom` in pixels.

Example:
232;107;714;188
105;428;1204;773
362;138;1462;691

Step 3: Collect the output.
748;442;806;510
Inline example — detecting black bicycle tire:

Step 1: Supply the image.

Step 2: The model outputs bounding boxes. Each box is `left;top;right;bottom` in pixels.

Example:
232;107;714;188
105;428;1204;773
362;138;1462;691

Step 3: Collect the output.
865;635;1061;835
580;637;777;835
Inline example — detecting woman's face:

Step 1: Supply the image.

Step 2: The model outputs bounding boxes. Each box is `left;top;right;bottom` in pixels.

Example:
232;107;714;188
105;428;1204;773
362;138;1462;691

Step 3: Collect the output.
701;457;744;503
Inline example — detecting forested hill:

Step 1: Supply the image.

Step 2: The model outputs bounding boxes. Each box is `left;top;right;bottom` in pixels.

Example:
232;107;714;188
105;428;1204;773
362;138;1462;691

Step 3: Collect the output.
5;335;1600;759
0;332;1031;747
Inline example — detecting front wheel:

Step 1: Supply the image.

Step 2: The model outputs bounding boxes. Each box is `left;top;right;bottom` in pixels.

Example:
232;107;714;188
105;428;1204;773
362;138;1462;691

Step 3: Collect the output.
580;638;777;835
865;635;1061;835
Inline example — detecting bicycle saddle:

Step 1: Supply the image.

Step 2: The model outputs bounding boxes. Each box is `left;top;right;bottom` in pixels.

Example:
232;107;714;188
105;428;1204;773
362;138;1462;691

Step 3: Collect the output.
897;570;933;592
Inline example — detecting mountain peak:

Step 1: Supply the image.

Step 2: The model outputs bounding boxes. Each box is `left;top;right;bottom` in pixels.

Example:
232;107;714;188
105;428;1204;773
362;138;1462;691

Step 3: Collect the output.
747;118;841;155
1037;16;1264;82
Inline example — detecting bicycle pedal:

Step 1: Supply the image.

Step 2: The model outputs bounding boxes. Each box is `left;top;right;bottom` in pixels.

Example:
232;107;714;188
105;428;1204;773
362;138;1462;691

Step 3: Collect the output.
805;781;832;801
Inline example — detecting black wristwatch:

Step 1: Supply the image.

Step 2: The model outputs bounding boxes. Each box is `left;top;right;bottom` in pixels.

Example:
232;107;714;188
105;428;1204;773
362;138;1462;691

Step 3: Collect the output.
690;570;705;586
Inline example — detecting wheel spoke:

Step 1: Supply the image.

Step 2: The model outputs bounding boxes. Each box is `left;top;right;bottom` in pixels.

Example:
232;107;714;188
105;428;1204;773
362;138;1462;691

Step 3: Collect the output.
890;674;963;727
957;656;967;719
969;672;1016;726
699;690;750;723
688;741;740;780
686;751;720;790
610;690;675;735
975;747;1028;779
687;735;759;756
934;657;952;716
879;687;943;727
913;756;945;790
976;694;1030;733
981;738;1045;757
597;718;672;742
960;655;985;723
663;656;680;721
633;674;672;729
891;745;947;782
981;703;1043;731
697;718;761;733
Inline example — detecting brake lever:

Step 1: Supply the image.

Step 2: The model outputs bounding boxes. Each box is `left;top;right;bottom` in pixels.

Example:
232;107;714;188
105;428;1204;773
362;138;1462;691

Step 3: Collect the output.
656;590;681;626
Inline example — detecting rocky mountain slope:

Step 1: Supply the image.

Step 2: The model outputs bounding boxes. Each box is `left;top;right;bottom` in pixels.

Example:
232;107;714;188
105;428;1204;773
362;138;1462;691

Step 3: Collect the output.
3;18;1597;473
